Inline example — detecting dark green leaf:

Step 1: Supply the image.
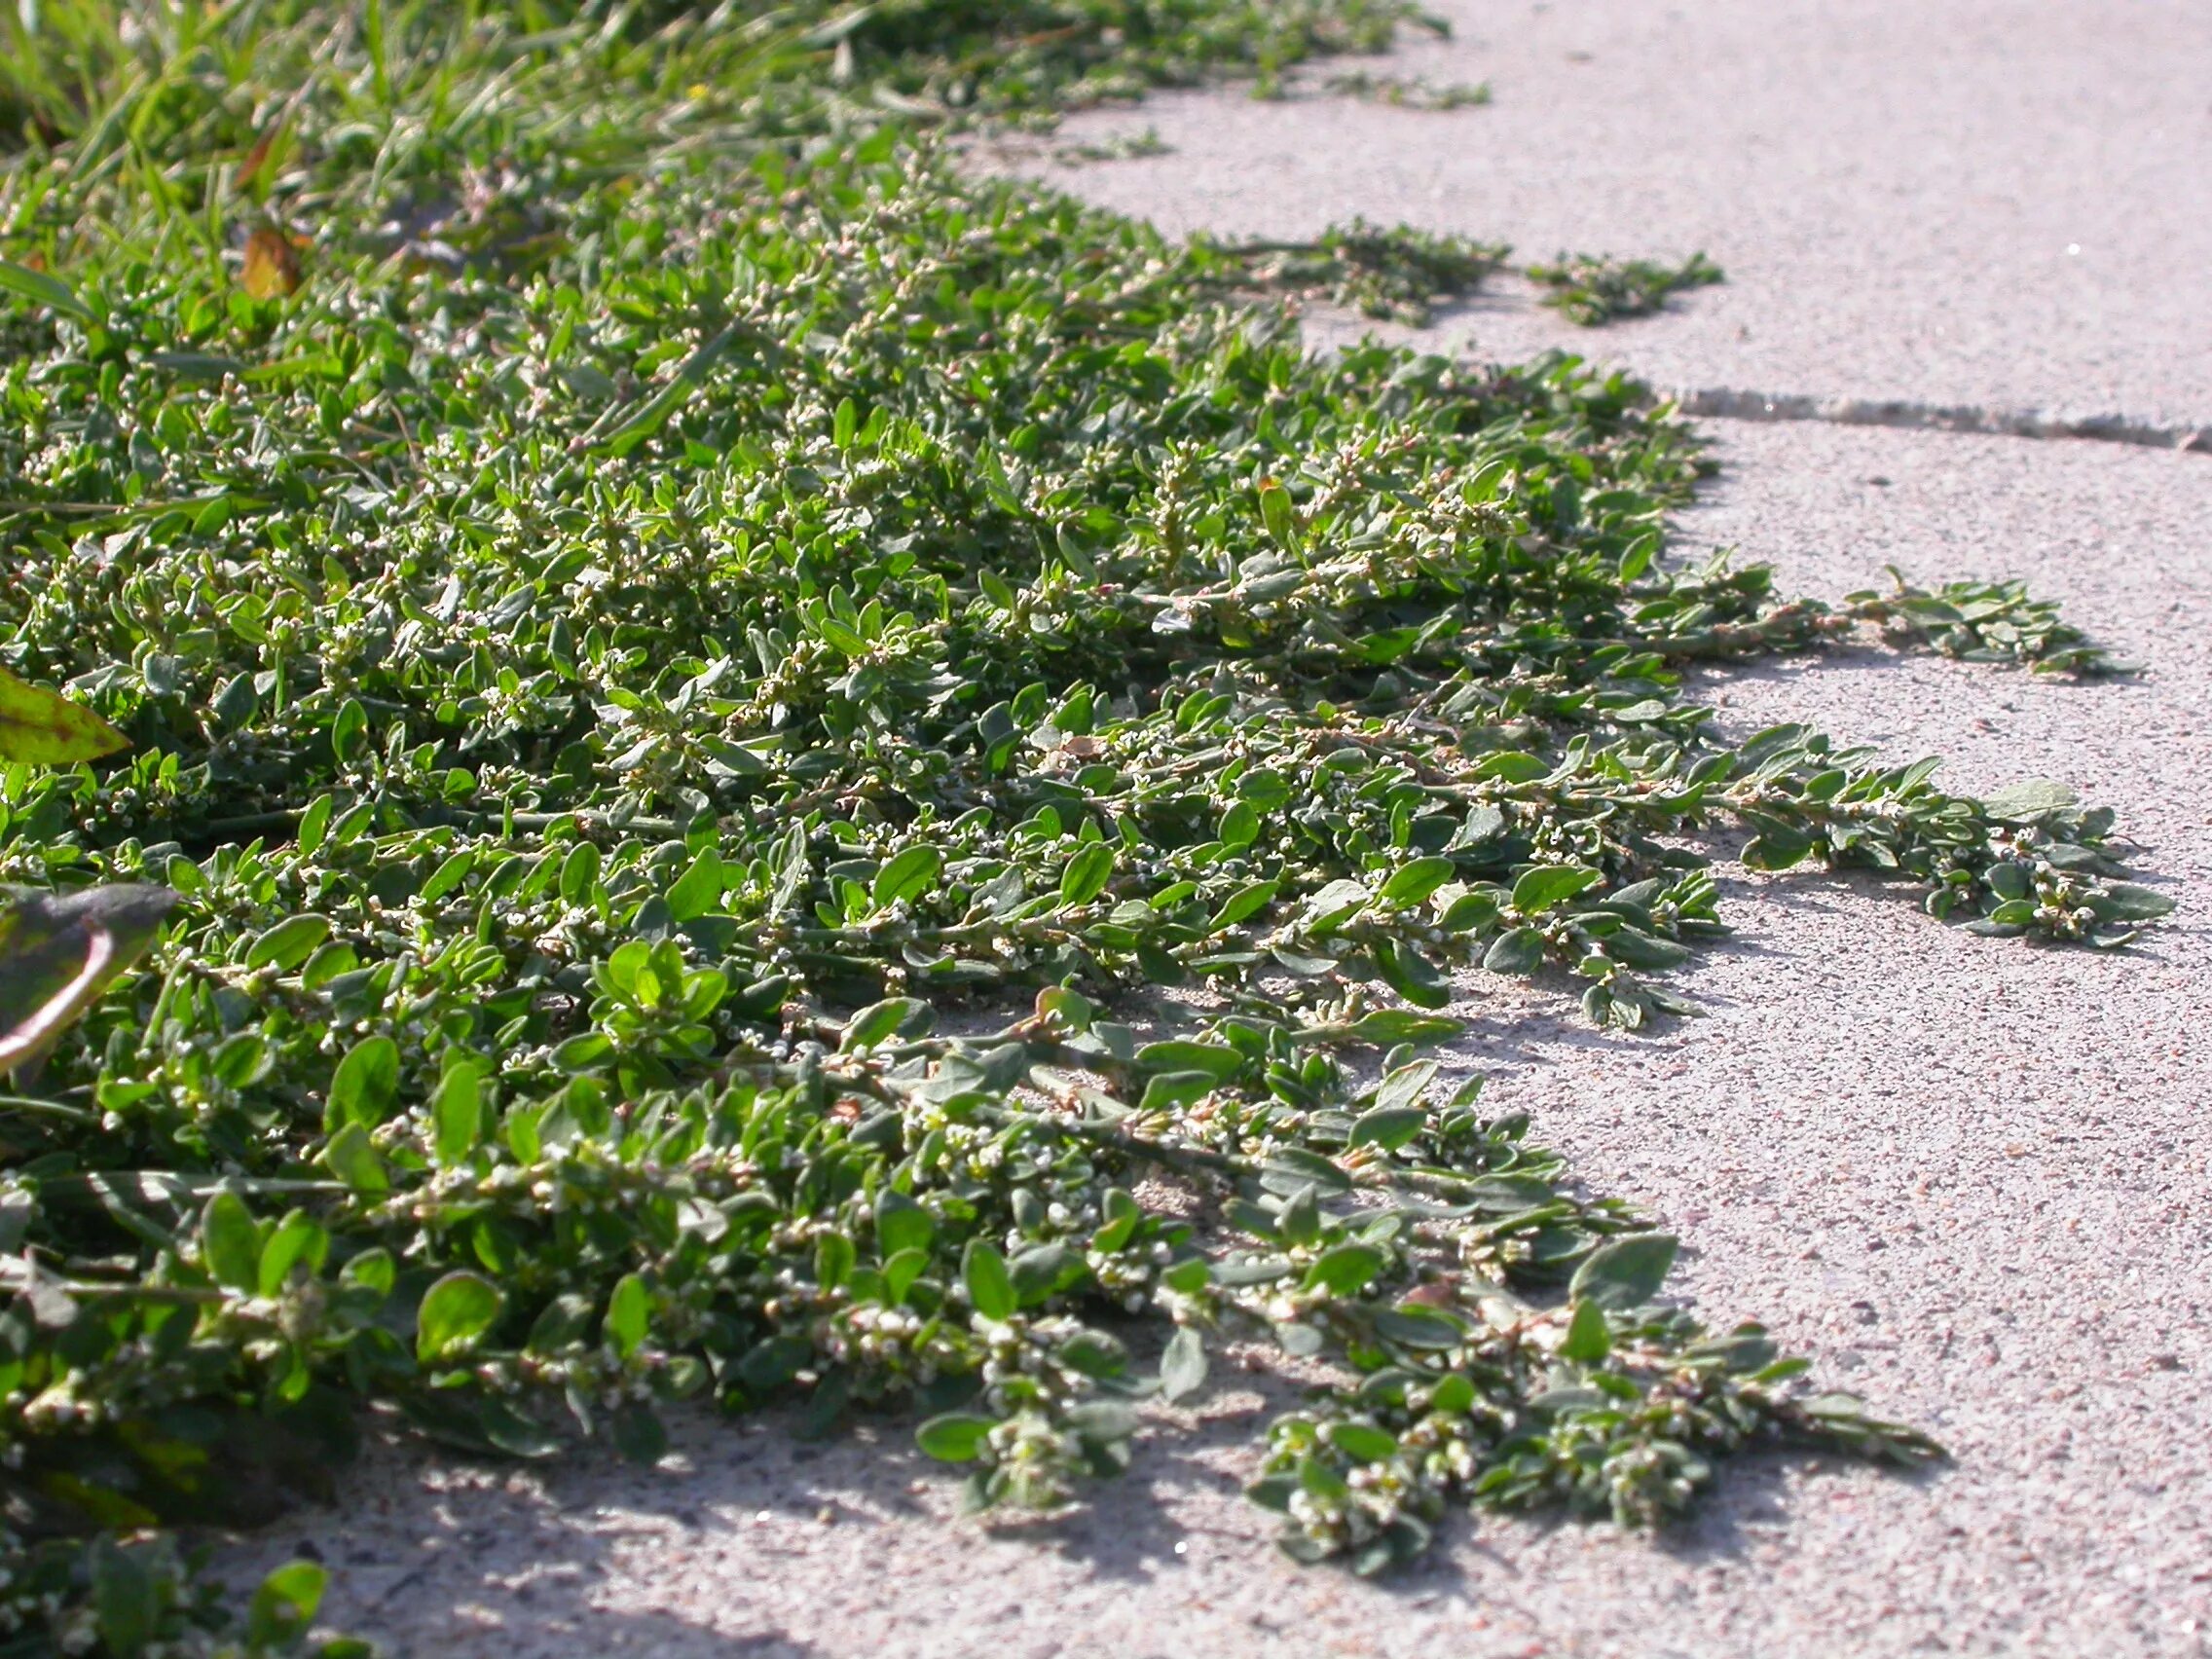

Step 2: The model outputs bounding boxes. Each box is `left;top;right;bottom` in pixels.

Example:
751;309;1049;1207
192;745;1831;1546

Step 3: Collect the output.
1569;1234;1677;1310
327;1035;400;1130
1482;927;1545;975
1512;865;1600;912
90;1537;159;1658
201;1191;260;1292
874;845;942;908
1160;1325;1208;1402
1059;842;1117;907
875;1188;935;1259
244;914;330;972
1558;1297;1611;1363
964;1241;1016;1320
610;1402;669;1464
1379;857;1455;907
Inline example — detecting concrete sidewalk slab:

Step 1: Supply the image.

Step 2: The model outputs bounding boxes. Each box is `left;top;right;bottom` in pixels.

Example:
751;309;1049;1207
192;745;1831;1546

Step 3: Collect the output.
228;422;2212;1658
998;0;2212;427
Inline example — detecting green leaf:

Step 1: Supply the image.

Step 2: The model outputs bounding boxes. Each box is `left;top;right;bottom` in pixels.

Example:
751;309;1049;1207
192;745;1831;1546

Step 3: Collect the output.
1348;1105;1425;1152
258;1211;329;1298
1136;1039;1243;1080
916;1412;995;1461
320;1122;387;1194
816;1231;855;1292
1511;865;1600;912
1427;1373;1476;1414
592;324;742;459
1569;1234;1678;1310
875;1188;935;1259
1303;1242;1384;1295
606;1273;651;1358
1374;937;1451;1009
245;1561;326;1651
1068;1399;1140;1444
610;1402;668;1464
873;844;942;908
1058;1327;1127;1381
1299;1453;1348;1498
882;1246;930;1305
431;1058;484;1166
842;996;926;1050
1208;878;1278;931
1482;927;1545;975
666;846;725;922
1012;1240;1079;1306
1558;1297;1611;1363
1374;1306;1466;1350
2091;882;2174;922
1741;831;1815;871
327;1035;400;1129
1348;1010;1463;1045
1326;1420;1399;1463
1160;1326;1208;1402
1605;927;1693;971
90;1536;159;1658
963;1240;1016;1320
479;1399;565;1458
1379;857;1455;907
1979;779;2078;823
417;1271;504;1363
1257;478;1297;550
1140;1069;1215;1111
244;914;331;972
1373;1058;1437;1116
1059;842;1117;907
201;1191;261;1292
295;795;334;858
330;697;369;763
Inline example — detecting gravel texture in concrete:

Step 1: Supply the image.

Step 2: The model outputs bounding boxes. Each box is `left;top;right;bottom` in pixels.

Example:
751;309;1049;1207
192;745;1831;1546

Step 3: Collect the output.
992;0;2212;427
223;6;2212;1653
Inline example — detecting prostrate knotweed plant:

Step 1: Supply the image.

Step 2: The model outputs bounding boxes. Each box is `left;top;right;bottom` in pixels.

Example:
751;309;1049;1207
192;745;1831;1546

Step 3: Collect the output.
1530;250;1726;326
0;0;2169;1651
1320;70;1493;109
1208;218;1512;325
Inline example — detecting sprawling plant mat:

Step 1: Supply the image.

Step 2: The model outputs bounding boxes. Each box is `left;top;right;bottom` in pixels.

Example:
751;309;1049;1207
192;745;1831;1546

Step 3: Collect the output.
0;2;2168;1652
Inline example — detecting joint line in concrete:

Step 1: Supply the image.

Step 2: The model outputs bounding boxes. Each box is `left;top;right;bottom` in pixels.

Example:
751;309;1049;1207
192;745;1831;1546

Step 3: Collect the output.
1670;387;2211;455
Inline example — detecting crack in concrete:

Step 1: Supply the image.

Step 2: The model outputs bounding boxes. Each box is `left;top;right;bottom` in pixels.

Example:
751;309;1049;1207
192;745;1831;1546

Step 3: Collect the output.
1671;387;2212;455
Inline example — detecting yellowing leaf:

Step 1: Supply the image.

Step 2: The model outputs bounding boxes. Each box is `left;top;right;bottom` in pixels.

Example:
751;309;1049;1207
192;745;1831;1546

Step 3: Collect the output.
0;664;128;764
242;227;304;299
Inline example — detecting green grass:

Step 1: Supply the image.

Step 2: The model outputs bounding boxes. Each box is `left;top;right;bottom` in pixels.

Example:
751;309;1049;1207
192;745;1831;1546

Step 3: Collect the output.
0;2;2162;1652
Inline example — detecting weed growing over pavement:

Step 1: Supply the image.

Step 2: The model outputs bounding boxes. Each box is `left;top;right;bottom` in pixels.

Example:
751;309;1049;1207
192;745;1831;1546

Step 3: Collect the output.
0;0;2163;1650
1209;219;1511;324
1530;251;1727;325
1051;127;1175;166
1321;70;1493;108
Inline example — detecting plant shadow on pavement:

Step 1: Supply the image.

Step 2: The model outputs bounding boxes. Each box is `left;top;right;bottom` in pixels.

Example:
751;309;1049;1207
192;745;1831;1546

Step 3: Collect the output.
218;1419;837;1659
234;1394;1929;1652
